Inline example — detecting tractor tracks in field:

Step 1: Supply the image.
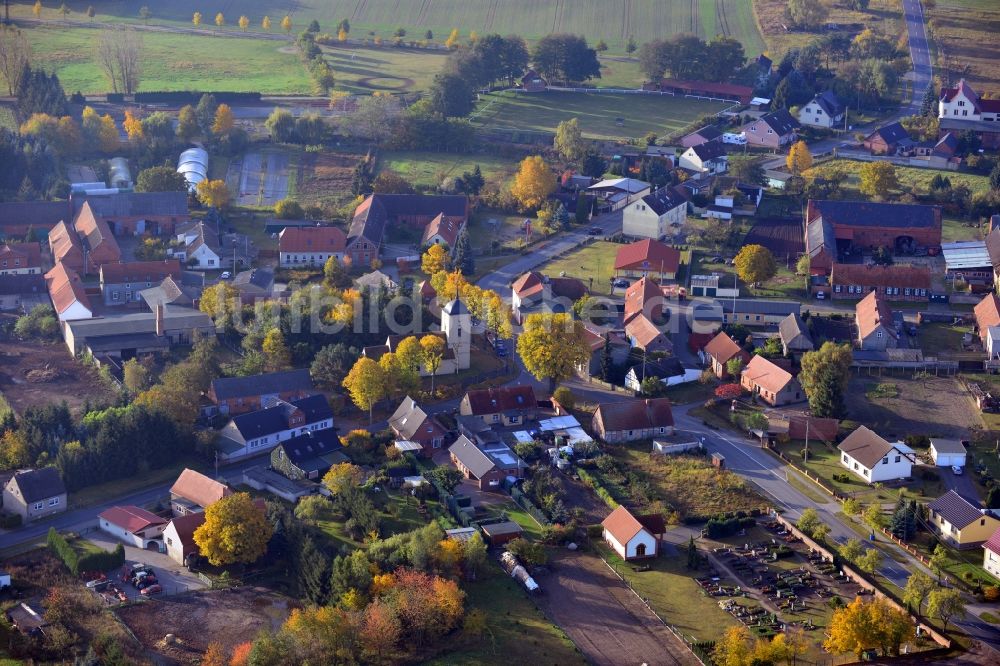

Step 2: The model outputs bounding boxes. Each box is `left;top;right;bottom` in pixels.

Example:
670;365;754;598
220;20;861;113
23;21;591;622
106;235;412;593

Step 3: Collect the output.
485;0;499;31
622;0;633;41
352;0;368;22
716;0;732;37
415;0;432;26
552;0;565;34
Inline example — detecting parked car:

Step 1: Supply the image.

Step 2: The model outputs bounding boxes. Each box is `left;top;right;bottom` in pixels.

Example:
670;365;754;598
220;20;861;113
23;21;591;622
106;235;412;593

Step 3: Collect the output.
588;227;602;235
612;278;629;288
140;584;163;596
952;465;963;475
722;132;747;145
220;271;232;280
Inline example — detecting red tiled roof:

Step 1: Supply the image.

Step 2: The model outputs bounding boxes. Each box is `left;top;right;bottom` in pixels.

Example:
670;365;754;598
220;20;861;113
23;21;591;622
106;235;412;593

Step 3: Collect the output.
625;313;669;350
976;293;1000;338
279;225;347;254
594;397;674;432
512;271;545;299
831;263;931;290
855;291;897;340
100;259;181;284
463;385;537;415
167;512;206;555
99;505;167;533
421;213;463;246
659;78;753;98
743;355;794;395
787;416;839;442
615;239;681;273
44;263;91;315
0;242;41;268
984;527;1000;556
602;505;650;544
703;331;744;365
624;276;660;322
169;468;232;508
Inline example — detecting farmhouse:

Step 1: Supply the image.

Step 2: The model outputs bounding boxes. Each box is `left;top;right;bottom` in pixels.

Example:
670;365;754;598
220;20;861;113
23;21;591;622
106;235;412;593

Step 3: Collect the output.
0;242;42;275
855;291;899;351
49;202;122;274
61;306;216;358
837;426;914;483
623;188;688;240
576;324;630;379
722;299;800;326
216;394;334;462
83;190;189;236
278;225;346;268
703;331;750;378
624;357;686;392
678;141;728;175
0;199;73;237
163;512;205;566
927;490;1000;550
741;355;802;407
625;313;672;353
742;110;800;149
831;264;931;302
601;505;666;560
44;263;93;322
169;468;232;516
2;468;66;523
863;122;912;155
98;505;168;549
798;90;845;129
511;271;588;322
347;194;468;265
624;276;664;324
615;238;682;281
270;430;348;481
777;313;813;357
207;369;314;416
99;260;182;306
929;439;967;468
174;221;222;270
974;293;1000;342
591;398;674;443
389;396;448;457
422;213;465;247
460;385;537;427
939;79;1000;123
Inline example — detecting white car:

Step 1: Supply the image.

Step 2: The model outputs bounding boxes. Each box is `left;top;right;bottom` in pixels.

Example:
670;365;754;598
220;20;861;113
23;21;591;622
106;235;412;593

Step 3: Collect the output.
952;465;963;475
220;271;232;280
722;132;747;145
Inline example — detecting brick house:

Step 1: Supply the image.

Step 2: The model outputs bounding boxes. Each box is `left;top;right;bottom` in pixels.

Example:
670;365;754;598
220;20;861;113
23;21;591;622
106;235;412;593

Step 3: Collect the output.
830;264;931;302
389;396;448;457
0;242;42;275
975;293;1000;342
863;121;912;155
703;331;750;378
278;226;346;268
614;239;682;280
346;194;468;266
49;202;122;274
207;368;314;416
270;430;348;481
680;126;722;149
459;386;537;427
742;109;800;149
448;435;520;492
740;355;803;407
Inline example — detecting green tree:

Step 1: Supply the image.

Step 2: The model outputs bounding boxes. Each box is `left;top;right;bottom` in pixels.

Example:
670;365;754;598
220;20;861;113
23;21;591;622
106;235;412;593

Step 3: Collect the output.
927;588;964;631
429;73;475;119
799;342;852;418
330;549;372;602
532;33;601;84
929;544;949;583
787;0;829;30
274;198;305;220
452;227;474;275
733;244;777;287
797;508;822;536
840;538;864;563
857;548;882;574
903;571;935;616
176;104;199;141
135;166;188;193
554;117;585;162
728;155;766;186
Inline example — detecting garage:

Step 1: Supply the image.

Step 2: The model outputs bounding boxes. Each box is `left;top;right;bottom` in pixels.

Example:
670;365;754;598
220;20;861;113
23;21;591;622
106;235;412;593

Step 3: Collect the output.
929;439;968;468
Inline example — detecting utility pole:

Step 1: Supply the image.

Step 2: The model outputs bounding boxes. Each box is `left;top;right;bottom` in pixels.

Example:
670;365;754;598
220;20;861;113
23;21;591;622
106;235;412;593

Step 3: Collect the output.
804;418;810;462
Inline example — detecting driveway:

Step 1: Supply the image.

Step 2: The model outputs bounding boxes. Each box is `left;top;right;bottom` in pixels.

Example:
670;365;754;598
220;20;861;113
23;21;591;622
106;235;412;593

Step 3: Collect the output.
86;532;208;599
536;551;700;666
940;465;982;502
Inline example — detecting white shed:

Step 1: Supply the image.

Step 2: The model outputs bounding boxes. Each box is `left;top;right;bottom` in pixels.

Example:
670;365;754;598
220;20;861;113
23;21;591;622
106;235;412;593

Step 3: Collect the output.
929;439;967;468
601;505;665;560
98;506;168;549
0;571;10;589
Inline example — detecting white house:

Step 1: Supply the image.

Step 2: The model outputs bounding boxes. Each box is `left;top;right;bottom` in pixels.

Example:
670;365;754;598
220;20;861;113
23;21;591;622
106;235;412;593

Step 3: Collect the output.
929;439;967;468
678;141;728;175
939;79;1000;122
798;91;845;129
601;505;665;560
278;226;346;268
163;512;204;566
622;187;688;239
837;426;915;483
984;529;1000;579
217;394;334;462
98;505;167;549
174;221;222;270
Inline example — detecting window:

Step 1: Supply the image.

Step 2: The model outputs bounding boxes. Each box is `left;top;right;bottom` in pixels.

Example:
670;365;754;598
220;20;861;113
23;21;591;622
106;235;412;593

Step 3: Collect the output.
112;291;120;301
959;100;965;107
882;456;889;465
635;543;647;557
491;414;499;423
48;497;59;506
877;331;883;338
33;502;43;510
895;455;901;463
904;288;911;296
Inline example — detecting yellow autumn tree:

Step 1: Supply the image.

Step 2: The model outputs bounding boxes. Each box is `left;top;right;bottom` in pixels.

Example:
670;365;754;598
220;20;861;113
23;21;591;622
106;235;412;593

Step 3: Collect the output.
420;334;447;394
196;179;231;208
342;357;386;422
262;328;291;371
322;462;364;495
212;103;234;136
200;642;227;666
123;109;144;142
444;28;460;49
422;244;449;275
238;15;249;32
193;492;273;566
281;15;292;33
510;155;556;210
192;11;201;27
261;16;271;31
516;312;591;390
338;27;348;42
786;140;813;175
215;12;225;28
859;161;900;200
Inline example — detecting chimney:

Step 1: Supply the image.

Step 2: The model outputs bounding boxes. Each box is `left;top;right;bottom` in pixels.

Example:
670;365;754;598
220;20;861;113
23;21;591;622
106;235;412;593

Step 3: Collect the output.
155;303;165;337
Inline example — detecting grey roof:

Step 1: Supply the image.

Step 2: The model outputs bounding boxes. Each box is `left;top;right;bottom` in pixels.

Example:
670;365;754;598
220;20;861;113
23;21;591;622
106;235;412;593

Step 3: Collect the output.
79;191;188;218
233;267;273;292
721;299;800;316
778;313;812;350
807;218;836;258
84;332;170;353
230;394;332;440
928;490;985;529
389;396;435;440
809;200;939;230
0;274;45;296
758;109;800;135
66;308;213;339
277;429;344;473
177;220;221;255
639;187;687;216
987;229;1000;267
939;118;1000;133
443;298;468;315
211;368;313;400
139;276;201;308
811;90;844;117
689;141;727;161
448;435;496;478
0;200;71;230
867;121;910;145
628;357;684;381
349;194;467;247
481;520;523;537
930;438;967;455
8;468;65;503
355;270;396;290
688;125;722;142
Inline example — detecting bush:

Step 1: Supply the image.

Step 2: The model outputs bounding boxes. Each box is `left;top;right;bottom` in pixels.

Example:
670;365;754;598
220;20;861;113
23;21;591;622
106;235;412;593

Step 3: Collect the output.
704;515;756;539
48;529;124;576
576;467;619;509
983;586;1000;602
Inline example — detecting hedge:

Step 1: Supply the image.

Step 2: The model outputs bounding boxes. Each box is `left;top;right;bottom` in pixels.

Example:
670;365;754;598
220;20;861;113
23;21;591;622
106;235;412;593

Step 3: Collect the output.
576;468;620;510
133;91;262;104
48;528;125;576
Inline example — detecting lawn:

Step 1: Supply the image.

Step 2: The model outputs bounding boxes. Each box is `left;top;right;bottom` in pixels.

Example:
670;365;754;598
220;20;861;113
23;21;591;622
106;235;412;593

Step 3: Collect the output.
466;210;533;254
926;0;1000;87
753;0;902;60
320;44;450;94
805;160;992;202
472;90;730;141
918;322;970;355
68;456;204;509
17;1;764;55
430;561;583;665
377;151;514;190
483;502;545;541
538;240;622;292
23;25;313;94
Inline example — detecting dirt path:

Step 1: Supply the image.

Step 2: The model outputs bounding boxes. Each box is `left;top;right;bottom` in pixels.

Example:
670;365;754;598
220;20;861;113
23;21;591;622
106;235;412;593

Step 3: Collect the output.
537;552;700;666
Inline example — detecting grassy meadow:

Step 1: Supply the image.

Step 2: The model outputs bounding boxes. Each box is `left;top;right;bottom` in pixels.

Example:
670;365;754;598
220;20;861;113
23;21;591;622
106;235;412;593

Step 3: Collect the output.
925;0;1000;88
13;0;765;54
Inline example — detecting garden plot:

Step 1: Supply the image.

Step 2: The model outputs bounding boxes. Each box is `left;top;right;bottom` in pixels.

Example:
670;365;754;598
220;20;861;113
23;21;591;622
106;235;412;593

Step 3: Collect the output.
227;151;292;207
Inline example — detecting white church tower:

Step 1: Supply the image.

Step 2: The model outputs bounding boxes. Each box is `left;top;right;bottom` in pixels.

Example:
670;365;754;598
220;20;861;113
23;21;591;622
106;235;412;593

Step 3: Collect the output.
441;298;471;370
